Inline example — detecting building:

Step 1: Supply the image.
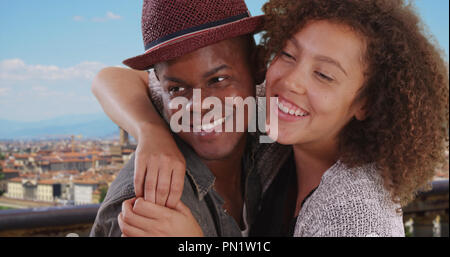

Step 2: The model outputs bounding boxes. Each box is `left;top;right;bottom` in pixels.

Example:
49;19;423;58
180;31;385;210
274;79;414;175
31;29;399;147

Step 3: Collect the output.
36;179;61;202
72;169;116;205
1;168;20;180
22;179;37;201
73;180;99;205
5;177;23;199
49;158;92;172
5;175;64;203
119;128;129;146
0;168;20;193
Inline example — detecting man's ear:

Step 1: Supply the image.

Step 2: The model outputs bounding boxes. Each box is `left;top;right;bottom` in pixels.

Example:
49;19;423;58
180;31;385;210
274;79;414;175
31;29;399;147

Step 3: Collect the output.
251;45;267;85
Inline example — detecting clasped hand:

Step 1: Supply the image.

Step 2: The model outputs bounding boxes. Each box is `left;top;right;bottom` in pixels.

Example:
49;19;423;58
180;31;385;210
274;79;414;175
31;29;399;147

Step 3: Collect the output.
118;197;203;237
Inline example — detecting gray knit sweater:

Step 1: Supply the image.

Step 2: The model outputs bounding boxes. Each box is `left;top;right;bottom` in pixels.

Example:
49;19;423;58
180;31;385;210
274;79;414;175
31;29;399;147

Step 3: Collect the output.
294;161;405;237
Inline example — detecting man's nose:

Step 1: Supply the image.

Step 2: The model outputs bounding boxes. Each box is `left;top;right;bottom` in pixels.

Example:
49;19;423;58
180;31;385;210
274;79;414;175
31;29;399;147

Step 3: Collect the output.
185;89;223;123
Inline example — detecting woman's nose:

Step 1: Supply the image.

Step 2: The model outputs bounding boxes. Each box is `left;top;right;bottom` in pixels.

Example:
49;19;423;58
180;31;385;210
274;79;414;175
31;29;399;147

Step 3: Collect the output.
281;67;307;95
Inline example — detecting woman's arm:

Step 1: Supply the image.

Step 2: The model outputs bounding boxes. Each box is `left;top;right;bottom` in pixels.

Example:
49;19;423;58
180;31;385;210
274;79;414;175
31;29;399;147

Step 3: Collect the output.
92;67;159;140
91;67;186;208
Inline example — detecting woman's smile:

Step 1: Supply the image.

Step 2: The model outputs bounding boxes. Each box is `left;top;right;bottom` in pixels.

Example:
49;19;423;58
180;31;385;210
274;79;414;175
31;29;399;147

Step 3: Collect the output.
273;95;310;122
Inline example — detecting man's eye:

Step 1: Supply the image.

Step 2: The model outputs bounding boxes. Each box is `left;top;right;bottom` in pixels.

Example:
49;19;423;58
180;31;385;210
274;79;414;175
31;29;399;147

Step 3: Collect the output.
209;76;227;85
168;86;186;95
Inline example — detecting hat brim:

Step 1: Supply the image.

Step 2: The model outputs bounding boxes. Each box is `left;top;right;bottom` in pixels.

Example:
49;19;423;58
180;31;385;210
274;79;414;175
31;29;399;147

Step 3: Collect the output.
123;15;264;70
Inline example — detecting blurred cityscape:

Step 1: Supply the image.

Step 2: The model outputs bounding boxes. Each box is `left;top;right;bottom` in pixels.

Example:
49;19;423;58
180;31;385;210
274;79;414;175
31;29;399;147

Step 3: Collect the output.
0;128;448;237
0;128;134;209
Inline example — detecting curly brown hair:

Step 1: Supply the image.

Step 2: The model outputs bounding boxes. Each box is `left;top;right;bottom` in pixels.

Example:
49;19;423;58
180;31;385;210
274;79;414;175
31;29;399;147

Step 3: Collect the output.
261;0;449;206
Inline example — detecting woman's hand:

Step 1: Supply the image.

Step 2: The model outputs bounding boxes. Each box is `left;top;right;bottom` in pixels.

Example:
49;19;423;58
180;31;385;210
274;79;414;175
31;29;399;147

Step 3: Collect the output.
134;123;186;209
91;67;186;209
118;198;203;237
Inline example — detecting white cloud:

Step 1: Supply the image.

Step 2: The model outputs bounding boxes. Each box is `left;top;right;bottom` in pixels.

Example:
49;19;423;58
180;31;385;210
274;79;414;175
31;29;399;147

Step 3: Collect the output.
92;11;122;22
106;11;121;20
0;59;107;81
30;86;68;97
31;86;47;92
0;87;11;97
73;16;85;22
0;58;26;70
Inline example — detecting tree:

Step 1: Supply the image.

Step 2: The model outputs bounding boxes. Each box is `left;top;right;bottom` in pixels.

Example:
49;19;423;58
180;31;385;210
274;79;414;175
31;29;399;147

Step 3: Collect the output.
99;186;108;203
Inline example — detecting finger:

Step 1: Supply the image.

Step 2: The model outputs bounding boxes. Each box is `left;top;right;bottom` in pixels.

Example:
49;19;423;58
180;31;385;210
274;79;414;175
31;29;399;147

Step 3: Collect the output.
155;164;172;206
133;197;173;220
122;198;137;211
118;213;129;237
174;200;191;216
118;212;147;237
165;167;185;209
134;155;147;198
122;199;160;232
144;160;158;203
121;198;141;225
121;199;133;223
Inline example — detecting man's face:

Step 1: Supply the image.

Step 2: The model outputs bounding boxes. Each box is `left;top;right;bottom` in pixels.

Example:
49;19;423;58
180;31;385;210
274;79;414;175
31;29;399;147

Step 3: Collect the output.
156;37;256;161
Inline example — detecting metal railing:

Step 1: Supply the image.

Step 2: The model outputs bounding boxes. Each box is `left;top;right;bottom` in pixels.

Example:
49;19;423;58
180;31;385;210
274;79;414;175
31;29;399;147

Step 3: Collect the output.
0;180;448;237
402;180;449;237
0;204;100;237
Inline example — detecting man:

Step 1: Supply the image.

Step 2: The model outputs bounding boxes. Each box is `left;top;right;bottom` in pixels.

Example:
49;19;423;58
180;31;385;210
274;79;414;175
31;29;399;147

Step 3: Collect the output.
90;0;289;237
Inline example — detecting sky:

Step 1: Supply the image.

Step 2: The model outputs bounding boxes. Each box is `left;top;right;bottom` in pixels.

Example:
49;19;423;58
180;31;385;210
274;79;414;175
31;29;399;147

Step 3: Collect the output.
0;0;448;122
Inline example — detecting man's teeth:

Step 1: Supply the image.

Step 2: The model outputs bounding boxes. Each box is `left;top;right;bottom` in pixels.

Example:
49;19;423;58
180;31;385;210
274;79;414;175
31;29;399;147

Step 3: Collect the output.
278;101;309;117
194;117;226;131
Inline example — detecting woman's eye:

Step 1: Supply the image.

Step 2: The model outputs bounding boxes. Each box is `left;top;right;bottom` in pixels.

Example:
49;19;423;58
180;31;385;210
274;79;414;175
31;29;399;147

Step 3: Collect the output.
281;51;296;61
315;71;334;82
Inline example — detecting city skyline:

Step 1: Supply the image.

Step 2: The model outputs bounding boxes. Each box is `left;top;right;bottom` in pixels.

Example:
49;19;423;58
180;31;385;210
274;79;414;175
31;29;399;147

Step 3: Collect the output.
0;0;448;122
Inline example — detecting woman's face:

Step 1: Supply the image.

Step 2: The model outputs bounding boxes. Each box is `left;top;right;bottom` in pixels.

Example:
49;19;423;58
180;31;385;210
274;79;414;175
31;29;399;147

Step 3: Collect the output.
266;20;367;148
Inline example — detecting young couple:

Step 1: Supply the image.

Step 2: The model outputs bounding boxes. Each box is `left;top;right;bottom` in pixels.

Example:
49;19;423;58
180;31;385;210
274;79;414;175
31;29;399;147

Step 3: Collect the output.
90;0;449;237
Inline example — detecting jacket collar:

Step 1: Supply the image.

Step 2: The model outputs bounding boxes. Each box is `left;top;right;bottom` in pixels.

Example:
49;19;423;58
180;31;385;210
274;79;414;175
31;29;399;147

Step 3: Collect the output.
174;135;216;201
173;133;256;201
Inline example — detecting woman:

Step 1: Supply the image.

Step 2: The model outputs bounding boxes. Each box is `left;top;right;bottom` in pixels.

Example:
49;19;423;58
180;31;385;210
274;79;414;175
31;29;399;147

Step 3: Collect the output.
94;0;448;237
253;0;448;236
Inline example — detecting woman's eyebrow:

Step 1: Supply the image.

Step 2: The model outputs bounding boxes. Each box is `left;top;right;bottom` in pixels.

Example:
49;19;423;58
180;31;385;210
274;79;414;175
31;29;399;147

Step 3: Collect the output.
290;37;348;77
315;55;348;77
289;38;299;49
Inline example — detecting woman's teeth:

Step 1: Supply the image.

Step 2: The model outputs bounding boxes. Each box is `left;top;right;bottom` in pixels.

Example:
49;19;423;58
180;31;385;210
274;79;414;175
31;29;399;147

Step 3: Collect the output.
278;101;309;117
